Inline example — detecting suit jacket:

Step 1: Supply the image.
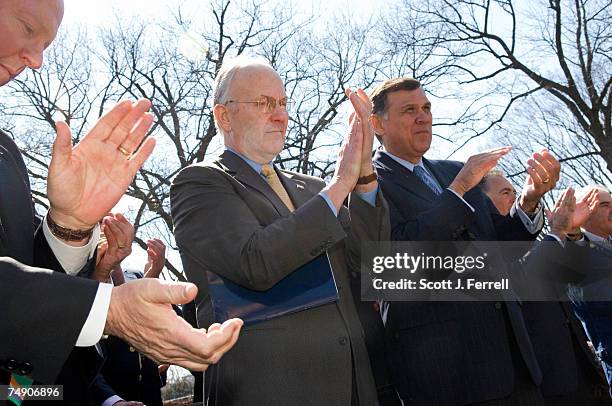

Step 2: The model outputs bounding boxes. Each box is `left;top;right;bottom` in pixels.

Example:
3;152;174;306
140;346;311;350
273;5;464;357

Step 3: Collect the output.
171;150;390;406
0;130;100;398
511;235;607;398
97;336;164;406
374;151;542;405
569;241;612;364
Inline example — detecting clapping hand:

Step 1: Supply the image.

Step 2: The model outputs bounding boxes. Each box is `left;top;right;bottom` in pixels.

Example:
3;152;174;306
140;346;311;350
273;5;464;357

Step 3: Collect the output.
92;213;135;282
47;100;155;241
449;147;512;196
144;238;167;279
519;149;561;212
546;187;576;239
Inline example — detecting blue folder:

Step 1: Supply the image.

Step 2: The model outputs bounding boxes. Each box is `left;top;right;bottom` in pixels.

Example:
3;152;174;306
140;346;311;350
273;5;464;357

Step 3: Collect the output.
206;254;338;326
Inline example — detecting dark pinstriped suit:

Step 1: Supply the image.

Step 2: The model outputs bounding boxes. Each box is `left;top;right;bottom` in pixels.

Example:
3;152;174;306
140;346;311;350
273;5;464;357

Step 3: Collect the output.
374;150;543;405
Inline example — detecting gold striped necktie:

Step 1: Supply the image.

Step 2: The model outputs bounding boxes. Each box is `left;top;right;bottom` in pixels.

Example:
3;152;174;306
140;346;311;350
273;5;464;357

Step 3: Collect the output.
260;164;295;212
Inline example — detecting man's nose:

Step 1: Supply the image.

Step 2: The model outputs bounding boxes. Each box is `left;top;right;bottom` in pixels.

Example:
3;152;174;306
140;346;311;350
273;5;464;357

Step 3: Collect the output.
416;107;432;124
269;105;289;122
21;44;44;70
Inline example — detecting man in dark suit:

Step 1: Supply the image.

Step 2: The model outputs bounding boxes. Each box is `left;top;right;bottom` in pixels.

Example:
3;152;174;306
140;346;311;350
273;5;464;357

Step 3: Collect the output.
565;186;612;398
171;56;390;406
369;77;560;405
482;174;610;404
0;0;243;397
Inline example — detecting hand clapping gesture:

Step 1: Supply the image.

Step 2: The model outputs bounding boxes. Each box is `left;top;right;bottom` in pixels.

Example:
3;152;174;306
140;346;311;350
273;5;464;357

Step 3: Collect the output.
47;100;155;239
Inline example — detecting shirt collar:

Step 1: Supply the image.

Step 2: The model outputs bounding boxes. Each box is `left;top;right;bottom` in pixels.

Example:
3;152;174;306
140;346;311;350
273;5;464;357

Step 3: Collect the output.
381;147;425;172
582;228;611;244
225;147;274;176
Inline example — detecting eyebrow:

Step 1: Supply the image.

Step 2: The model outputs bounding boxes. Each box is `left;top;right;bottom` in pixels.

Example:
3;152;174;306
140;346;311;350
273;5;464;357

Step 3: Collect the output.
399;102;431;109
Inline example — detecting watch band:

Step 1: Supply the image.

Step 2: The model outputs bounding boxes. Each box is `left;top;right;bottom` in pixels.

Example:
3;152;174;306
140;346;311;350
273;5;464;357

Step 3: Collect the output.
46;213;95;241
357;172;378;185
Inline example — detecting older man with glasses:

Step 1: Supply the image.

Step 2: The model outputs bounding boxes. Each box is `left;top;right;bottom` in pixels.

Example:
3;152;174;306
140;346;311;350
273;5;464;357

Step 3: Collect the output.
170;55;391;406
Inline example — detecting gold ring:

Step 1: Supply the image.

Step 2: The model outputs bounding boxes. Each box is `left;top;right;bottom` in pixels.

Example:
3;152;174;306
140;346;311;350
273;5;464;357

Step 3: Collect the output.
118;245;126;249
543;179;550;184
117;146;130;157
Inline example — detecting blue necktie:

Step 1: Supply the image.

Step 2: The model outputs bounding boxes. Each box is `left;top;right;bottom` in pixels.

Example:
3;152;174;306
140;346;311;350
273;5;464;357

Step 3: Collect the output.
413;165;443;195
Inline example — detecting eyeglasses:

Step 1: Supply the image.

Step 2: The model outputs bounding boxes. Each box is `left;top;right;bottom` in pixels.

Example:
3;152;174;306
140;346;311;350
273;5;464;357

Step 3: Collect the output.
226;95;293;114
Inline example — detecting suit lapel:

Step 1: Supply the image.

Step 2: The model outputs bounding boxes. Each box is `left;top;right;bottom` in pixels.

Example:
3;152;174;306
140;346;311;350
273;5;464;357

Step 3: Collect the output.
278;170;310;208
374;150;437;203
216;150;291;217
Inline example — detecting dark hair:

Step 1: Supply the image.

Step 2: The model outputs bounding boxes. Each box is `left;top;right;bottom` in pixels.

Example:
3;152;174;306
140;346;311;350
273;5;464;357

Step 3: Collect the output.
369;77;422;116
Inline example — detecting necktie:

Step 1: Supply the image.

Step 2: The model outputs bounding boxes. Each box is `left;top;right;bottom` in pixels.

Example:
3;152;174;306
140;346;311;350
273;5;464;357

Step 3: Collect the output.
260;164;295;211
413;165;444;195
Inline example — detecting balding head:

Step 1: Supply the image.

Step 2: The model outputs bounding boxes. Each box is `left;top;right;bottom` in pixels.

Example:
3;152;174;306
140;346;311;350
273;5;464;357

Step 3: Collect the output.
0;0;64;86
212;55;289;164
481;170;517;216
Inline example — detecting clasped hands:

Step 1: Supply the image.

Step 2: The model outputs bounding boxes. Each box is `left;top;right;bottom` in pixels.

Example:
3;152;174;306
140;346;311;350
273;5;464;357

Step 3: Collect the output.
322;88;378;211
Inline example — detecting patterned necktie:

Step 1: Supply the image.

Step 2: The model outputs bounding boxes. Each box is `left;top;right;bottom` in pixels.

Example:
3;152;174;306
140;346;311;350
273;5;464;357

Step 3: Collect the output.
260;164;295;211
413;165;444;195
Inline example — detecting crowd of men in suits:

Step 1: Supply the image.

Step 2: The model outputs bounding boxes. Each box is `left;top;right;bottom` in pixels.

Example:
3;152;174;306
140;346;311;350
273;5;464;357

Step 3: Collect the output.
1;0;611;405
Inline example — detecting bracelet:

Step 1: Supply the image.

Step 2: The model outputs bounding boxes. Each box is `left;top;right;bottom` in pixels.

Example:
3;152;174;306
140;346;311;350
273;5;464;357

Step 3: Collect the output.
357;172;378;185
46;212;95;241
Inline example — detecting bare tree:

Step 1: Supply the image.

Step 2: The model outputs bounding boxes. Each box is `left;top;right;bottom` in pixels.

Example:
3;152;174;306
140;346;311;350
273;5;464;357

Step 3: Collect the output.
0;0;387;279
405;0;611;175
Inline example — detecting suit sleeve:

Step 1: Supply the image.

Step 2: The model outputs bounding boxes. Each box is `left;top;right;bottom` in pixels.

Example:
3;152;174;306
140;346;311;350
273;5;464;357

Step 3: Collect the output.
0;257;99;383
488;198;541;241
385;185;477;241
171;165;348;291
91;373;120;406
342;189;390;272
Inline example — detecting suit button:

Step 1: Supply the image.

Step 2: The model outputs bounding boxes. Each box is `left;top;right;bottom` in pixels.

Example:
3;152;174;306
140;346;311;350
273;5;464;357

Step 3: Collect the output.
18;362;32;376
5;359;18;371
494;302;502;310
338;337;348;345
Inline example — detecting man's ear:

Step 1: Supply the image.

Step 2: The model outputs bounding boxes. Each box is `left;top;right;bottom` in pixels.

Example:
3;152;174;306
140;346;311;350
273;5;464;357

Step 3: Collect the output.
213;104;232;133
370;114;385;136
370;114;385;145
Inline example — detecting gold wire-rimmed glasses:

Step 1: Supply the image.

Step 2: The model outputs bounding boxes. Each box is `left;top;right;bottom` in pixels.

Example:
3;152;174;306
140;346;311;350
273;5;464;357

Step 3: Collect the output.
226;95;293;114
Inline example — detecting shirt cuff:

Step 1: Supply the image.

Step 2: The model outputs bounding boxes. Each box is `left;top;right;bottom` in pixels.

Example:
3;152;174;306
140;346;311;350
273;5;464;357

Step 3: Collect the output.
43;215;100;276
76;283;113;347
446;188;475;212
510;199;544;234
102;395;123;406
354;186;379;207
319;191;338;217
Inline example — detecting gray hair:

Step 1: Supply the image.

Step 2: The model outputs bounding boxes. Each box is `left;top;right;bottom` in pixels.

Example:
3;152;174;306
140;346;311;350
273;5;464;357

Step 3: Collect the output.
480;169;506;191
576;185;610;200
213;54;274;105
212;55;273;137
